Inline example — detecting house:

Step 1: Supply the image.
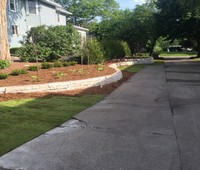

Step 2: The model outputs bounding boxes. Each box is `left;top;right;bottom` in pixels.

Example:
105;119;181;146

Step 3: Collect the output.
6;0;88;48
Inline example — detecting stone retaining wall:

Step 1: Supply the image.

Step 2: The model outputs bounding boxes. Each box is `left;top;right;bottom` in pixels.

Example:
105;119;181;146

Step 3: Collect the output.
0;57;154;94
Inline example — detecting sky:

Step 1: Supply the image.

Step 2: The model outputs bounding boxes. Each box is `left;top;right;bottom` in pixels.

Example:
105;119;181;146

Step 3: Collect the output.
116;0;146;9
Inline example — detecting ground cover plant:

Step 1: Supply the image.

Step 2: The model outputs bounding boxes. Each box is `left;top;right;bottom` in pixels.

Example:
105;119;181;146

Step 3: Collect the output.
11;69;28;76
0;95;104;156
0;72;9;79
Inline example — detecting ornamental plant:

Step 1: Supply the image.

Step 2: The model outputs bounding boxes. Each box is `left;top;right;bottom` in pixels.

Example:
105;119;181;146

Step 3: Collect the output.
17;25;81;62
0;60;11;69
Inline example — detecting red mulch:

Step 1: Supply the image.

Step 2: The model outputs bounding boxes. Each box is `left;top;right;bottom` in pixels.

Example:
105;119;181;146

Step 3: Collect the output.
0;62;134;101
0;62;116;86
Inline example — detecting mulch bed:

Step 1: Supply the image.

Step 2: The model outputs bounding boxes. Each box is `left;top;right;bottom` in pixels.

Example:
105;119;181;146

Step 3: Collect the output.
0;62;134;101
0;62;115;87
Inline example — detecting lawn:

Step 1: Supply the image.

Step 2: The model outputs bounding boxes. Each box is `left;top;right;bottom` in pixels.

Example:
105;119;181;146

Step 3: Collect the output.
118;61;163;73
0;95;104;156
159;51;197;56
119;64;145;73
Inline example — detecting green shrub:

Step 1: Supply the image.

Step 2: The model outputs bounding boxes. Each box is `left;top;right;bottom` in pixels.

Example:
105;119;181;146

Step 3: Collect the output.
100;40;128;60
54;61;63;67
54;72;65;79
20;69;28;74
97;64;105;71
62;61;77;67
17;25;81;62
41;62;53;69
10;47;22;55
0;60;11;69
11;69;28;76
11;69;22;76
122;41;132;57
81;39;105;64
0;73;9;79
29;66;39;71
62;61;71;67
68;61;77;66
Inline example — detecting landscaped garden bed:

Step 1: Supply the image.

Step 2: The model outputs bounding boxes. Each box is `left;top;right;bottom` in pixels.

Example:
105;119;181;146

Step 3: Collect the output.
0;62;116;87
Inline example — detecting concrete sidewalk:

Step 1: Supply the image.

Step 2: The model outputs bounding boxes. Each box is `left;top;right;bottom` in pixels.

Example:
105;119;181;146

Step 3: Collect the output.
1;61;199;170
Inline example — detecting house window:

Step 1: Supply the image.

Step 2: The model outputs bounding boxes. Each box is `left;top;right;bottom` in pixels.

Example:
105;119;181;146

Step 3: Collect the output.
12;25;19;35
27;0;37;14
57;12;60;22
9;0;16;11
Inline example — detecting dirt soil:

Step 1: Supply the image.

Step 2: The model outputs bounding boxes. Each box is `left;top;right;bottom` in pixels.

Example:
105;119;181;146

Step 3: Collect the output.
0;62;134;101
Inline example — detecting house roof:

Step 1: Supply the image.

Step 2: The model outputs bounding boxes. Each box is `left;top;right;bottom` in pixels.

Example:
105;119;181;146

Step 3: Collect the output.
40;0;72;15
74;25;89;32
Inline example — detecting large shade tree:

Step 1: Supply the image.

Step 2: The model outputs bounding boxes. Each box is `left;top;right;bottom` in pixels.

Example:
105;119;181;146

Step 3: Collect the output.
91;3;156;54
55;0;119;26
0;0;10;60
155;0;200;56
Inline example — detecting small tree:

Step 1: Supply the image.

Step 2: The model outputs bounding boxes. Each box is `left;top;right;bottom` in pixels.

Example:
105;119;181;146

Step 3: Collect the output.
81;39;105;64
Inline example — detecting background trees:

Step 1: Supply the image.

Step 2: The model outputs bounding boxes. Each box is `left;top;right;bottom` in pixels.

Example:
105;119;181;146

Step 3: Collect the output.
155;0;200;56
90;3;156;54
55;0;119;26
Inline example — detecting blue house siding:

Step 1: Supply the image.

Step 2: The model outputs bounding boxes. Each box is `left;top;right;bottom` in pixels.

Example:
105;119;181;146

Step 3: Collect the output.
7;0;70;48
7;0;27;47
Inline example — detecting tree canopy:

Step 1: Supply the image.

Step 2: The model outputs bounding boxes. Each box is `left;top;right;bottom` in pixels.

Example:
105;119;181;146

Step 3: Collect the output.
91;3;156;53
55;0;119;26
155;0;200;56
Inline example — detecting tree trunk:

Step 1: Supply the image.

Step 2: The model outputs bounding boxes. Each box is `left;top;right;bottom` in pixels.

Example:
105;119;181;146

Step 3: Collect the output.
0;0;11;61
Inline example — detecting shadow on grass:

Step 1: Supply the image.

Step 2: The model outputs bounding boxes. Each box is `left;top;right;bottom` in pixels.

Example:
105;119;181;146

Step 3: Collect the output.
0;95;104;156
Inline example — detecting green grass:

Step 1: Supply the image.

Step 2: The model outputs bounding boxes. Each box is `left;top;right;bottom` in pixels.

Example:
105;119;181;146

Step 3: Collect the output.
159;51;197;56
0;95;104;156
119;64;145;73
154;60;164;64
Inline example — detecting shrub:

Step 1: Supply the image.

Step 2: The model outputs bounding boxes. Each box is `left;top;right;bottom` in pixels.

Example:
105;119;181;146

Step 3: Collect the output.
0;60;11;69
122;41;132;57
97;64;105;71
20;69;28;74
11;69;28;76
17;25;81;62
0;73;9;79
62;61;77;67
54;72;65;79
68;61;77;66
54;61;63;67
81;39;105;64
10;47;22;55
62;61;71;67
41;62;53;69
100;40;127;60
29;66;39;71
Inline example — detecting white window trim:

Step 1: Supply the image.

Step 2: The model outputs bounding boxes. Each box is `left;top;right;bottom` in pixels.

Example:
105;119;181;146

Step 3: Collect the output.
57;12;60;23
26;0;39;15
12;25;20;35
9;0;16;12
